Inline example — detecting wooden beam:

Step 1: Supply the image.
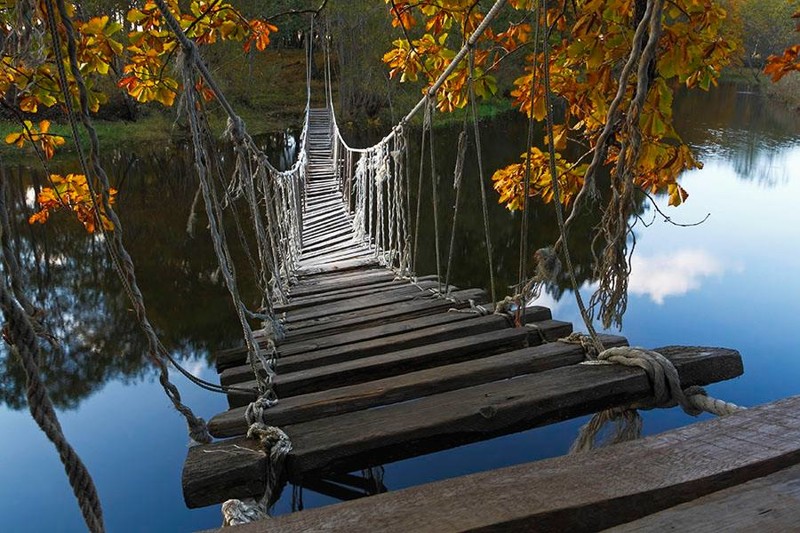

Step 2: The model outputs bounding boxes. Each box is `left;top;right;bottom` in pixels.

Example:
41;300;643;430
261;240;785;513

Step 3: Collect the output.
610;463;800;532
228;326;535;406
210;334;626;437
220;313;517;385
277;288;488;343
183;346;743;508
201;395;800;532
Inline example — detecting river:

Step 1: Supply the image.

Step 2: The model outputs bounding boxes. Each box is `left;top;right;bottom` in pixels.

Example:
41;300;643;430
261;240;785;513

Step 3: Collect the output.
1;84;798;531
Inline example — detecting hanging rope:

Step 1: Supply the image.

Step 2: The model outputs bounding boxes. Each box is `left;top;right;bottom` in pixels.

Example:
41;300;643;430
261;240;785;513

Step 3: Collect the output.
467;49;497;303
0;282;105;533
444;120;468;294
47;0;212;443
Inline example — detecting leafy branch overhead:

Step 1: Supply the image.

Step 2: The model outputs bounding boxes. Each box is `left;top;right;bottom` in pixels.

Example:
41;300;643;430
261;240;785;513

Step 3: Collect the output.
382;0;797;211
1;0;277;230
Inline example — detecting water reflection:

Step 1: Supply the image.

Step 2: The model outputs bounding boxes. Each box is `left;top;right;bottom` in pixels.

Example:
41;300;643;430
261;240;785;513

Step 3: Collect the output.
628;249;725;305
0;131;298;411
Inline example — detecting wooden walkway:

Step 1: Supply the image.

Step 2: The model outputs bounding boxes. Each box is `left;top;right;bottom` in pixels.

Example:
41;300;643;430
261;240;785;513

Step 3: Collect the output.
180;108;747;520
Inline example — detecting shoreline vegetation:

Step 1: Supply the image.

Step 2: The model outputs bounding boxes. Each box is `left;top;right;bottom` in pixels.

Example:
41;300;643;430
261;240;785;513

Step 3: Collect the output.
1;45;796;165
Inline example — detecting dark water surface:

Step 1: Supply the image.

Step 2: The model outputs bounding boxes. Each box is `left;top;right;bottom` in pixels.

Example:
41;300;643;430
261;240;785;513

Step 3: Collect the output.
1;85;799;531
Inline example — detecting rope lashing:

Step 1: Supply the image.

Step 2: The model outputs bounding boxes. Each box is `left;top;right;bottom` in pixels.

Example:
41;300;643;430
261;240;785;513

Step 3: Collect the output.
581;346;746;416
221;422;292;527
569;407;642;454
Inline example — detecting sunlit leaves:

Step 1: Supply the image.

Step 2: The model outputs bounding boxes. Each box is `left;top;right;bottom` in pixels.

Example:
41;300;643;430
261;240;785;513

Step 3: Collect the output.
764;44;800;81
29;174;117;233
4;120;65;159
384;0;737;209
492;148;588;211
119;0;278;104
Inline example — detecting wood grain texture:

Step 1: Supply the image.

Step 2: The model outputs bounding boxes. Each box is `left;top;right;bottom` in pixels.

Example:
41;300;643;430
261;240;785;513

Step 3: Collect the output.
210;334;627;437
227;326;533;406
184;346;743;508
200;395;800;533
607;463;800;532
220;313;516;386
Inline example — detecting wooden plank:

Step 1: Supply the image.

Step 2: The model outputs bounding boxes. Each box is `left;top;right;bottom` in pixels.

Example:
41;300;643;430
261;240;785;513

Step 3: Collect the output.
210;333;625;438
219;312;510;385
608;463;800;532
295;257;378;277
276;278;434;314
229;326;533;405
283;281;442;325
278;305;549;357
215;289;487;372
279;288;487;343
298;248;373;267
288;270;395;296
199;395;800;532
183;345;743;508
281;276;440;312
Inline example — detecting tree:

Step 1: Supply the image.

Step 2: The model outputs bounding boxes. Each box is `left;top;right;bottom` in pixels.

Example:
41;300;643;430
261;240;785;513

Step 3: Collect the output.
1;0;277;229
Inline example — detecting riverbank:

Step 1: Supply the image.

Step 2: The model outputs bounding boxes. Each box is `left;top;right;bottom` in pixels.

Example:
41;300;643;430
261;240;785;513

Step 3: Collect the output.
721;67;800;111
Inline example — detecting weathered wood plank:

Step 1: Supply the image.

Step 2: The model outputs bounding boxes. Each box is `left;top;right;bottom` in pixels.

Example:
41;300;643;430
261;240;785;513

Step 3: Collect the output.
228;326;534;405
608;463;800;532
281;276;440;312
200;395;800;532
276;277;436;314
184;346;744;508
210;334;625;437
288;270;395;296
219;312;513;385
283;280;443;325
295;257;379;277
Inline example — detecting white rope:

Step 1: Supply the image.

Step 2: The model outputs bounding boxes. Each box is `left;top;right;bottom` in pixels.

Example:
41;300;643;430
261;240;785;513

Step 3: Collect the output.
582;346;746;416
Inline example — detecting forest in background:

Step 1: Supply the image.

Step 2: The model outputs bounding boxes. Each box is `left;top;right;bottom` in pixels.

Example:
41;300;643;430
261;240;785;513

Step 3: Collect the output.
1;0;798;150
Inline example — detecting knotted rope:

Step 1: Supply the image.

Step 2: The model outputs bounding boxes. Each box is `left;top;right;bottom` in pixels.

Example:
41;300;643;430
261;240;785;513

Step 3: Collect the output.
221;414;292;526
570;343;745;453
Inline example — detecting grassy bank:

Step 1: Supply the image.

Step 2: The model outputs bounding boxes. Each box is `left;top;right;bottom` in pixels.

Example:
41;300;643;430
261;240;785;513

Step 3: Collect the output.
721;67;800;111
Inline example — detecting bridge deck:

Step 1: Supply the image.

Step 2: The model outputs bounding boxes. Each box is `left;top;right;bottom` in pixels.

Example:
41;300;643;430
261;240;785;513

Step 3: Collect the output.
180;108;745;518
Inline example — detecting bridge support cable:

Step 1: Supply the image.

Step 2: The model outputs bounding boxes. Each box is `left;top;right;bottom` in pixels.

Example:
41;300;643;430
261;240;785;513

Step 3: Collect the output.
322;0;508;289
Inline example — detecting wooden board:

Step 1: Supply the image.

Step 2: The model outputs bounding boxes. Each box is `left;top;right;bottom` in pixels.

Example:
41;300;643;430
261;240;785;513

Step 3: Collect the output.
228;326;533;406
608;463;800;532
295;257;379;277
278;288;488;343
183;346;743;507
219;313;513;386
277;305;550;357
210;334;627;437
202;395;800;532
281;276;440;312
283;280;443;325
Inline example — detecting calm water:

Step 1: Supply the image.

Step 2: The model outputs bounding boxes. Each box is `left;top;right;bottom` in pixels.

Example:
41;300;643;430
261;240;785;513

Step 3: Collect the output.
1;84;799;531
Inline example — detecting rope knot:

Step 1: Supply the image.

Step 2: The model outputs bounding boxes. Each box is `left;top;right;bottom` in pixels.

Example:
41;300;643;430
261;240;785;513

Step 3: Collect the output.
188;416;212;446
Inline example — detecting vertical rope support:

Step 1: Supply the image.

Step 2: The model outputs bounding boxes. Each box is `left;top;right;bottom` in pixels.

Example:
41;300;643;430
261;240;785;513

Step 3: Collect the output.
468;50;497;302
428;101;443;293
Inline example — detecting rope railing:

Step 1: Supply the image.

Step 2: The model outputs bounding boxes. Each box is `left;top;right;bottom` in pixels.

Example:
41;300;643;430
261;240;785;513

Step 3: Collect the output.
322;0;507;281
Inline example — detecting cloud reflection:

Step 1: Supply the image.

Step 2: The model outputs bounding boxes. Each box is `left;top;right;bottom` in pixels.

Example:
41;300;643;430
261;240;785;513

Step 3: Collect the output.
629;249;723;304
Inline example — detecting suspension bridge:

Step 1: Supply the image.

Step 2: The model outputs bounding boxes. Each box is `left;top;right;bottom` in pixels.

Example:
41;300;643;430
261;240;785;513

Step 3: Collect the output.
162;4;800;529
7;1;800;531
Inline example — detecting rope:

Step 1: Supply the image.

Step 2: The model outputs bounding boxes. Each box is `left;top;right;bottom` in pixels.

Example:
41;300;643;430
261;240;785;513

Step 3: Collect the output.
444;122;468;295
0;281;105;533
540;0;603;353
581;346;746;416
221;422;292;526
467;49;497;303
47;0;212;443
428;102;443;293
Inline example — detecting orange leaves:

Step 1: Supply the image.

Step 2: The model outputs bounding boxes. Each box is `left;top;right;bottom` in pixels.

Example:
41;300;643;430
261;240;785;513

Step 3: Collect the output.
29;174;117;233
119;1;277;105
4;120;65;159
245;20;278;53
764;45;800;82
492;148;588;211
387;1;417;30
